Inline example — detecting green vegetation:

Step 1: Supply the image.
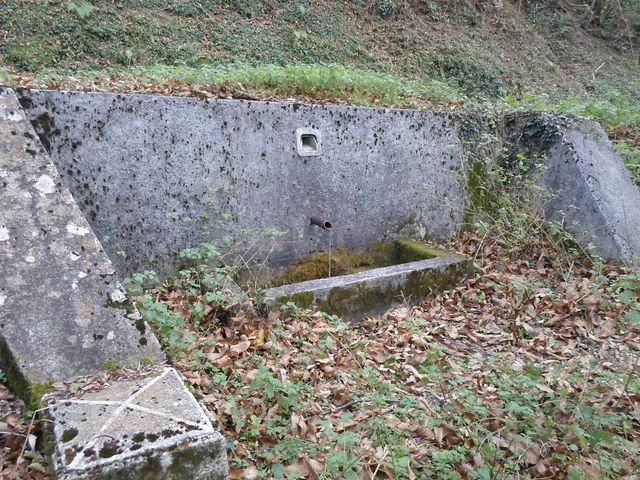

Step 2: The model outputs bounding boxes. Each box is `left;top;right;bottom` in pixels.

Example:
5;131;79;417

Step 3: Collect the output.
129;231;639;478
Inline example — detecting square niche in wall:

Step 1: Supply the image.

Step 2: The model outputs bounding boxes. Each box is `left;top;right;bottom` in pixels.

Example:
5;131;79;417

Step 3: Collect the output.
296;128;322;157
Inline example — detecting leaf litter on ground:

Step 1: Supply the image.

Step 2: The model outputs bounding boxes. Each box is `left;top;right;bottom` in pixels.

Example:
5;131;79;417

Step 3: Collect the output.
136;229;640;479
0;228;637;479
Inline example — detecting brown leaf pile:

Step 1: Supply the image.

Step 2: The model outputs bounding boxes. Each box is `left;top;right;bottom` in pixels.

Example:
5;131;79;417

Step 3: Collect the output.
0;385;50;480
143;229;639;479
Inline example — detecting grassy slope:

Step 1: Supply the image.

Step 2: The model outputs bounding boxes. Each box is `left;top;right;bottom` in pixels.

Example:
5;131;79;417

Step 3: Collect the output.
0;0;638;100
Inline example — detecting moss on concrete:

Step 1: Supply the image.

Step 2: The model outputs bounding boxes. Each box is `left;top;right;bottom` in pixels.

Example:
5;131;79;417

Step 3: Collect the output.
270;241;472;319
394;239;440;263
62;428;79;443
314;256;471;319
272;239;439;287
0;335;55;409
275;291;315;309
271;247;386;286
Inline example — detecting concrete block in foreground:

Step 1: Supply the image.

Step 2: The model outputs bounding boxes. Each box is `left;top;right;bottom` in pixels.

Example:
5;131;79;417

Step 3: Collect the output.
47;368;228;480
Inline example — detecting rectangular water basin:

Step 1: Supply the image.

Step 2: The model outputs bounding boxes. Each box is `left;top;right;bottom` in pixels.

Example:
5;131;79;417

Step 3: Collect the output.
263;240;471;319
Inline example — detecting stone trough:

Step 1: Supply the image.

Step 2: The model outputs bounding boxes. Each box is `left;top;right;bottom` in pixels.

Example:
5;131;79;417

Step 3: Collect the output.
264;241;471;318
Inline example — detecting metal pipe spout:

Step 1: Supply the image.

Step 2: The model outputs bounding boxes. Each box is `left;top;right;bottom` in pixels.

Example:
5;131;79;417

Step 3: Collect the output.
310;216;332;231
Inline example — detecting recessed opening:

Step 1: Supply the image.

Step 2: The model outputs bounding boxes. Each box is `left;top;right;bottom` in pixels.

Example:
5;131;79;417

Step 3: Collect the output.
301;134;318;153
296;128;321;156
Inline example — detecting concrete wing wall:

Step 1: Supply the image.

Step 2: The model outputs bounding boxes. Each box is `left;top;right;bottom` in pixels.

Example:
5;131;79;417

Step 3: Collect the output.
0;88;163;385
544;119;640;263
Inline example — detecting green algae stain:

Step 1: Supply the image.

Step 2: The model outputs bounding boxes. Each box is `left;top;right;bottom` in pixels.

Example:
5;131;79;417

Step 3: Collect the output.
99;444;120;458
395;239;440;263
269;240;472;320
271;247;386;286
272;239;438;286
275;291;315;309
62;428;79;442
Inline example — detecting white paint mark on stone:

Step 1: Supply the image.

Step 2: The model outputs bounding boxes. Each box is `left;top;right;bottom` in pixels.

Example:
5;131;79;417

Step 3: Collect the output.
66;223;90;236
0;226;9;242
76;317;91;328
78;271;88;279
110;289;127;303
69;252;81;261
34;175;55;194
160;452;173;471
0;170;8;178
71;281;78;290
23;191;32;199
0;295;6;307
25;255;35;263
107;331;115;340
0;109;22;122
47;291;62;298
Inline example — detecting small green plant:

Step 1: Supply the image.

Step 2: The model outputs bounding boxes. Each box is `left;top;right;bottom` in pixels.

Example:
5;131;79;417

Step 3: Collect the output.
136;295;190;354
102;360;119;372
123;270;160;296
67;1;93;20
614;270;640;327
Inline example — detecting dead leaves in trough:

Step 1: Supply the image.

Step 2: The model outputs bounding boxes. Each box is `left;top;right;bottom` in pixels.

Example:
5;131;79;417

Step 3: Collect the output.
135;230;638;480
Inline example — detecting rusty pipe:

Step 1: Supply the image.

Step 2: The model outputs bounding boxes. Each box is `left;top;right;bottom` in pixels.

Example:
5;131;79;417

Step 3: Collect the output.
310;216;332;231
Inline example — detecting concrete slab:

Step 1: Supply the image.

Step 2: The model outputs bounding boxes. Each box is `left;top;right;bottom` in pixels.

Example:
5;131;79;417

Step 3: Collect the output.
47;368;228;480
0;88;164;390
265;251;471;319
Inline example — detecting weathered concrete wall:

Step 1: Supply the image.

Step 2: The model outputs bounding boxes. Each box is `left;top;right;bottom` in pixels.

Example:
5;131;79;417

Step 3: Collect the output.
0;88;164;386
15;90;640;270
545;120;640;262
17;89;466;276
504;113;640;264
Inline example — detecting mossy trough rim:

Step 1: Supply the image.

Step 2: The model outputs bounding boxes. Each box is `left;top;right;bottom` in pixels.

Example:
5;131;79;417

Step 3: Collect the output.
263;241;471;318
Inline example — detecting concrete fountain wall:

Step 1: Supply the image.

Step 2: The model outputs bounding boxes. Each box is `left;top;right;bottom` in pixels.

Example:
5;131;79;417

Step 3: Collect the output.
17;89;640;272
17;89;467;276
